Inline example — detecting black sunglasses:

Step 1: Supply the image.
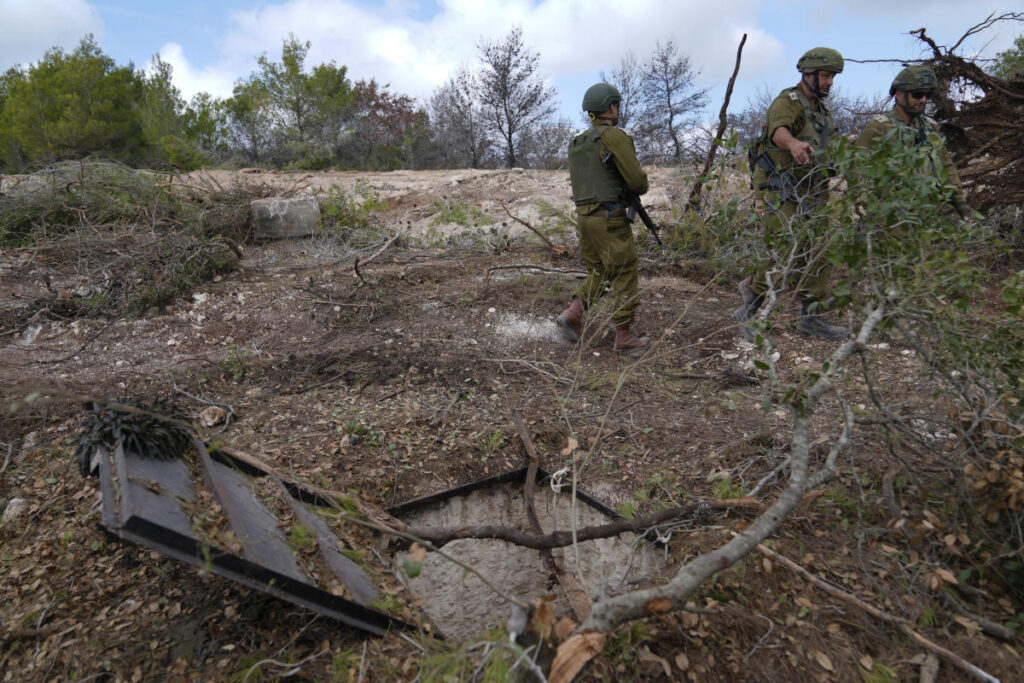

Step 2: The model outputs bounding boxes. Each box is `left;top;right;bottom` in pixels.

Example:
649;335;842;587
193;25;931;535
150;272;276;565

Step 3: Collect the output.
908;91;933;100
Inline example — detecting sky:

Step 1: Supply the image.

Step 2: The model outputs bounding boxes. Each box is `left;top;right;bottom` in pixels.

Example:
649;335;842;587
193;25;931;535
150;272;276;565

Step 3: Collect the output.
1;0;1020;124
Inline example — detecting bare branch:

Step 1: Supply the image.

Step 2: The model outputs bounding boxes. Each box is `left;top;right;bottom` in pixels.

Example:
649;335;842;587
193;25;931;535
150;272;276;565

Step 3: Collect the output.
688;33;746;209
753;540;1001;683
949;12;1023;54
499;201;568;256
512;407;591;621
405;499;761;550
580;301;886;631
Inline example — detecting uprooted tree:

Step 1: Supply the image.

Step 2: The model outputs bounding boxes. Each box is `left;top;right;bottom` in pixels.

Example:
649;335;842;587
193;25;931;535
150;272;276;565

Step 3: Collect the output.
900;12;1024;210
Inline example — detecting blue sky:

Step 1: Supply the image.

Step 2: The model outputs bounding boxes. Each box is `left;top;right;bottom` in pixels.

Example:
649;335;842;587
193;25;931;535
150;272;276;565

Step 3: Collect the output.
1;1;1020;123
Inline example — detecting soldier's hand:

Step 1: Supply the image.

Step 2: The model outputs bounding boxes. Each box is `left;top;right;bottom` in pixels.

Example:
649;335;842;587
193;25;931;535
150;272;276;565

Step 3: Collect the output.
786;139;815;165
956;203;977;222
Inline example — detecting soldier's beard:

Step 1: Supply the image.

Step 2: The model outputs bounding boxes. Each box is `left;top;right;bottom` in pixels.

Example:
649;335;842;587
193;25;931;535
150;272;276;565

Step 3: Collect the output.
897;95;925;116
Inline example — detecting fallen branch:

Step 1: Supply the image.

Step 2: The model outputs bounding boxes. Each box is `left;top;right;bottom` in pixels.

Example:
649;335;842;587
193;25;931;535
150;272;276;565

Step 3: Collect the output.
753;539;1000;683
0;441;12;477
939;592;1017;642
579;301;885;631
489;358;576;386
499;201;569;256
353;232;401;285
36;322;108;365
485;264;586;277
241;647;330;682
405;498;762;550
746;456;791;498
483;263;586;297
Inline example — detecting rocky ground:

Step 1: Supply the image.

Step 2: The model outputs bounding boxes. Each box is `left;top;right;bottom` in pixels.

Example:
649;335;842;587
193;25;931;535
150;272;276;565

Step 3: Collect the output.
1;167;1019;681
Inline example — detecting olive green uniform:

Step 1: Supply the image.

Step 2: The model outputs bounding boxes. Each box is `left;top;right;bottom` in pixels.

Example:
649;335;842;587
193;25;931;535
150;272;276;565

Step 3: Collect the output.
854;110;971;216
750;85;836;302
568;124;649;327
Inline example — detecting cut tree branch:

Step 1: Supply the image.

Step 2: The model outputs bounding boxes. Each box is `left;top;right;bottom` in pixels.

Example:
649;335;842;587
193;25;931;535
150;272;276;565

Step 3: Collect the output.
753;539;1000;683
404;498;762;549
580;300;886;631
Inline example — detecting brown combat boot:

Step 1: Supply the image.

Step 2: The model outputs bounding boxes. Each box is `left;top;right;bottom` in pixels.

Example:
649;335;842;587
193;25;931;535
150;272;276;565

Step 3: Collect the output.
555;297;584;342
613;325;652;356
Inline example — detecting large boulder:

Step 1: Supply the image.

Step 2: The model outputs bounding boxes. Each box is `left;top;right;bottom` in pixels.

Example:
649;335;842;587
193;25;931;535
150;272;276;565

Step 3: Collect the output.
250;197;320;239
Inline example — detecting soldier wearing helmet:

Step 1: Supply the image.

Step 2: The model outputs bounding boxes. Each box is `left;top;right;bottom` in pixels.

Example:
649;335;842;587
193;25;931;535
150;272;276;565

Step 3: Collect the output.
853;65;973;218
555;82;652;356
735;47;849;342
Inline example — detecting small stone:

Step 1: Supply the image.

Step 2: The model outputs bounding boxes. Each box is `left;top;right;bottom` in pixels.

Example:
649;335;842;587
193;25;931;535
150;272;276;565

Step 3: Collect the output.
2;498;28;523
21;431;39;453
198;406;227;428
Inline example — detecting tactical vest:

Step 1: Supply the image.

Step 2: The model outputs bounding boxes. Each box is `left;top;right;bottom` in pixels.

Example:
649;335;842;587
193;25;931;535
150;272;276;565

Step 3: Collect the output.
882;110;945;177
568;126;626;206
764;86;834;164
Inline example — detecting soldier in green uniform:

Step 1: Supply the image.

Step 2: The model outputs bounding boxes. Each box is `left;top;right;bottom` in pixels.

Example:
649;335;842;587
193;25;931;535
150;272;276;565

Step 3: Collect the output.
556;82;652;356
853;65;973;218
735;47;849;341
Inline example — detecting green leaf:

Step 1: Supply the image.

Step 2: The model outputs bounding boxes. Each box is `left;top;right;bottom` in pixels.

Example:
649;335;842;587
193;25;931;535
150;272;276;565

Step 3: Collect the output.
402;559;422;579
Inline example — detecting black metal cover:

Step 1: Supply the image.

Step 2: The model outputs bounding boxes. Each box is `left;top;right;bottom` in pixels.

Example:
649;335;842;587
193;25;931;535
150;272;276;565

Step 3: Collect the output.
97;439;411;636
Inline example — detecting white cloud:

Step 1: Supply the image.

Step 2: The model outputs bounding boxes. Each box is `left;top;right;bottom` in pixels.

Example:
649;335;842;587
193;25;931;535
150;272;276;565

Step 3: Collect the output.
154;43;237;102
178;0;786;110
0;0;101;70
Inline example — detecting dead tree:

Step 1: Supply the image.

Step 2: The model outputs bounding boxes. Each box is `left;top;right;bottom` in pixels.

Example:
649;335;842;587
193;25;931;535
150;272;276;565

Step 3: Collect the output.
687;34;746;210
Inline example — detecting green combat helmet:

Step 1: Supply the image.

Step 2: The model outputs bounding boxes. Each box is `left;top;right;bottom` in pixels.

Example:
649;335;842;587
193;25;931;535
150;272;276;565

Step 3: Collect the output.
890;65;937;95
582;82;622;113
797;47;844;74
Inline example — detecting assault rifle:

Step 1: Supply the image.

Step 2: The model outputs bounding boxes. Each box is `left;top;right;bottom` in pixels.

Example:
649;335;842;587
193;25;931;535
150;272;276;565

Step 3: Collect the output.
625;190;662;246
751;151;817;218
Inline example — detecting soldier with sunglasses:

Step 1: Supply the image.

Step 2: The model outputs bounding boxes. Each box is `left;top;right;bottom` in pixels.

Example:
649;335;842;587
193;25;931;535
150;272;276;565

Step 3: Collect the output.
854;65;974;218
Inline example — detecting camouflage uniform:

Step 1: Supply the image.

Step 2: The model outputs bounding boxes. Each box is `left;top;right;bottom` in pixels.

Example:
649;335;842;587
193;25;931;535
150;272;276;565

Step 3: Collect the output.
749;85;836;302
735;47;849;342
854;106;972;217
568;124;649;327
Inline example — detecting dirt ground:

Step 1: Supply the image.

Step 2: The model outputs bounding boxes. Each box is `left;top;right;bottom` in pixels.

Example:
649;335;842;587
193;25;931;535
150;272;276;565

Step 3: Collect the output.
1;168;1019;681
